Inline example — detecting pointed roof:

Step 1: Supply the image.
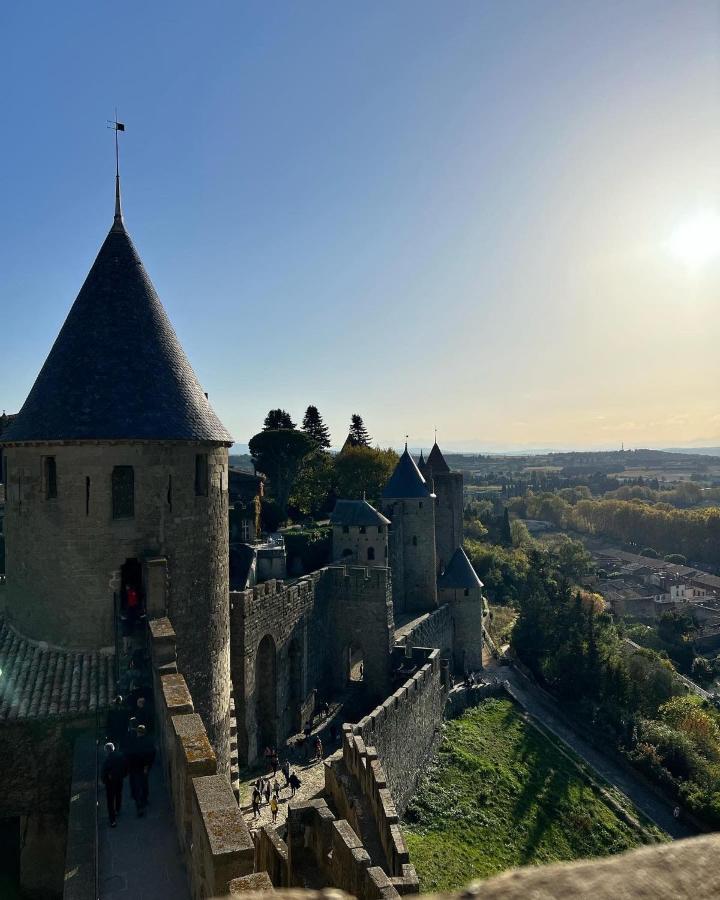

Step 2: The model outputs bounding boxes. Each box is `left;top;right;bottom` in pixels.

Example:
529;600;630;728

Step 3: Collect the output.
417;449;426;475
438;546;483;591
330;499;390;527
3;216;231;444
382;447;431;499
425;442;450;473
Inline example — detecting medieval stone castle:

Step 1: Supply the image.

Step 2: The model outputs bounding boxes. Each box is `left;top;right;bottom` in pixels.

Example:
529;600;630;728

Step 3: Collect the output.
0;180;486;899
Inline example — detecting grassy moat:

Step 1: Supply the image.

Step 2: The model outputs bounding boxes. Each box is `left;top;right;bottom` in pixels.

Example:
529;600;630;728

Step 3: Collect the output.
402;698;664;891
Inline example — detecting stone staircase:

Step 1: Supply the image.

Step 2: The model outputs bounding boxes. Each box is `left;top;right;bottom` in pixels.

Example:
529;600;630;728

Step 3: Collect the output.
230;688;240;801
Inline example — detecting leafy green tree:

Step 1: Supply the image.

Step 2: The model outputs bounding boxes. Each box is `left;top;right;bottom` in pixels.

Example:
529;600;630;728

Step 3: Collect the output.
289;450;334;518
249;428;315;519
334;445;397;502
263;409;295;430
346;414;371;448
301;405;331;449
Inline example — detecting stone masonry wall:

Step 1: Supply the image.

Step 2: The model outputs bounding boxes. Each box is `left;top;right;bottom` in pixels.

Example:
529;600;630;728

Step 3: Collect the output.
2;441;231;776
352;648;447;815
381;499;437;615
431;471;463;576
148;617;254;900
394;606;453;660
230;574;325;765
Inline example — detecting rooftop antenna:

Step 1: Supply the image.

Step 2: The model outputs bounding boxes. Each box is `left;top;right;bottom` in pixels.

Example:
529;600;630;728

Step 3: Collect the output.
107;110;126;227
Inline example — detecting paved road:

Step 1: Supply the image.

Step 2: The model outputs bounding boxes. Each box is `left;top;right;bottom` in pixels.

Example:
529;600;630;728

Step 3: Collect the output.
484;662;696;840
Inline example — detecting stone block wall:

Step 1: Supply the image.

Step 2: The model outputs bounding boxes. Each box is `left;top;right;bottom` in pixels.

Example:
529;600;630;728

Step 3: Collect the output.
286;799;400;900
149;617;256;900
2;441;231;777
394;606;453;661
230;574;325;765
431;471;463;576
352;649;446;815
322;566;394;708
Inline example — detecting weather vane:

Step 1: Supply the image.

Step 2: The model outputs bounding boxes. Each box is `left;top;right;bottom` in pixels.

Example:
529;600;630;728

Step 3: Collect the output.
107;111;126;223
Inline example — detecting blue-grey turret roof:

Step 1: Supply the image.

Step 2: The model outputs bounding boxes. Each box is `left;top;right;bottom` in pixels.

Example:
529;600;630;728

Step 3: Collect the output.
382;447;431;499
426;442;450;473
330;499;391;527
438;546;484;591
3;211;231;444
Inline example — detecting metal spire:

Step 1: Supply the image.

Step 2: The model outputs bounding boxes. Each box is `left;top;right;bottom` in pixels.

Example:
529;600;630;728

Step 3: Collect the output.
108;112;126;228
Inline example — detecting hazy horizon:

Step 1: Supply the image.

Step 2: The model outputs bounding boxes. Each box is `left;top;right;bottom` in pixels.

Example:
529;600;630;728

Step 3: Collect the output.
2;2;719;451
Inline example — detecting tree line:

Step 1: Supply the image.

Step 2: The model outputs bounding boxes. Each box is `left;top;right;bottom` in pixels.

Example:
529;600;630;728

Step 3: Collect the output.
509;492;720;567
510;550;720;824
248;406;397;525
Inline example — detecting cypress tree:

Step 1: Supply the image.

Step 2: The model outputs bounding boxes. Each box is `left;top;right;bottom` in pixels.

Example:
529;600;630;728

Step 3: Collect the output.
301;405;331;449
348;413;371;447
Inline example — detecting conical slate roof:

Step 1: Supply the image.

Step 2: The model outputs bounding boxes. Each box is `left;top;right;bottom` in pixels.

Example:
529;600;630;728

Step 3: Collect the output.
438;546;483;591
3;217;231;444
426;442;450;473
330;499;390;527
417;450;426;475
382;448;430;499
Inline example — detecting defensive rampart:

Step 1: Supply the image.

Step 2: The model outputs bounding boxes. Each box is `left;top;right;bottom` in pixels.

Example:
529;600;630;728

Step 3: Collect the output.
353;648;447;814
393;606;453;659
148;617;255;899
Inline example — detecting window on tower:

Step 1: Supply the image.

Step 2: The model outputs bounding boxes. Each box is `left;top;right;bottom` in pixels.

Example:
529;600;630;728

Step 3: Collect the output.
195;454;208;496
367;547;375;561
112;466;134;519
43;456;57;499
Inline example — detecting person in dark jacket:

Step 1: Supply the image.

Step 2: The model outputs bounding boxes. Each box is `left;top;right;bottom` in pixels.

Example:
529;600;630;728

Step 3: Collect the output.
127;725;156;816
106;696;130;748
101;742;127;827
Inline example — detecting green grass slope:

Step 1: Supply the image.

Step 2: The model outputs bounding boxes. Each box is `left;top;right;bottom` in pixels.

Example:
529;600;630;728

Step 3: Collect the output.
402;698;659;891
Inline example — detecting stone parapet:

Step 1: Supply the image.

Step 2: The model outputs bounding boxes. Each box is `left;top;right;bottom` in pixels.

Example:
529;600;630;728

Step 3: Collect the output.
149;615;255;900
287;799;400;900
191;775;254;898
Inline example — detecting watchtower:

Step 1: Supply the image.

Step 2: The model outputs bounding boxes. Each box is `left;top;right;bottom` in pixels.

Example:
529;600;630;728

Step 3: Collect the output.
380;447;437;615
0;183;233;772
424;442;464;574
329;498;389;566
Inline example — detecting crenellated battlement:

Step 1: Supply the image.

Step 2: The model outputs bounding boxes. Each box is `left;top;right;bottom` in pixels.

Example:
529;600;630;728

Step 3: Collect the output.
322;564;392;597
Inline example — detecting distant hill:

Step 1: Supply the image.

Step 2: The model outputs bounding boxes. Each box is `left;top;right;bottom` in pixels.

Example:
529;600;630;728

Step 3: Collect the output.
663;447;720;458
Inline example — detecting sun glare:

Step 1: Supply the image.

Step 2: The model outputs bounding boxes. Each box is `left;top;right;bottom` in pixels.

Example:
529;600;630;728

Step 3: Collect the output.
667;211;720;268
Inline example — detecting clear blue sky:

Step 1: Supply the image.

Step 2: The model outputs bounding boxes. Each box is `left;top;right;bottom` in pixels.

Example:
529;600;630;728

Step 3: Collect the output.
2;2;719;451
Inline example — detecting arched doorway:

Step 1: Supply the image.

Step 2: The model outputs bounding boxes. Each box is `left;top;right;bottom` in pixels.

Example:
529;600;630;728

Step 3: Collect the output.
255;635;277;757
347;642;364;683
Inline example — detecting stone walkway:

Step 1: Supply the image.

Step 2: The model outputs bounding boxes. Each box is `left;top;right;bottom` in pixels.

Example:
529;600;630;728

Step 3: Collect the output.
238;708;344;834
483;662;696;840
97;755;189;900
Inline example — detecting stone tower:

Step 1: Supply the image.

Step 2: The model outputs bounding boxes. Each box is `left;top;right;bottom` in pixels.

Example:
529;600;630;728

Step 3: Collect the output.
329;499;390;567
437;546;486;672
380;447;437;615
0;184;233;773
424;442;464;575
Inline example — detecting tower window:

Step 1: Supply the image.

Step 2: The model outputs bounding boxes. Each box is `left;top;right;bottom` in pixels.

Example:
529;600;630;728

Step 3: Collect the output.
367;547;375;561
412;535;418;547
378;526;383;534
360;526;366;534
43;456;57;499
85;476;90;516
342;525;350;534
464;588;469;597
167;475;173;511
112;466;134;519
195;454;208;496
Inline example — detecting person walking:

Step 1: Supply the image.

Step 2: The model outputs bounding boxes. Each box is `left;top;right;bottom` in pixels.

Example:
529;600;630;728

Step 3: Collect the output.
106;696;130;749
101;742;126;828
314;736;323;761
282;759;291;787
271;749;279;776
273;777;280;800
264;778;271;806
252;787;261;818
289;772;301;798
270;793;279;823
127;725;156;817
